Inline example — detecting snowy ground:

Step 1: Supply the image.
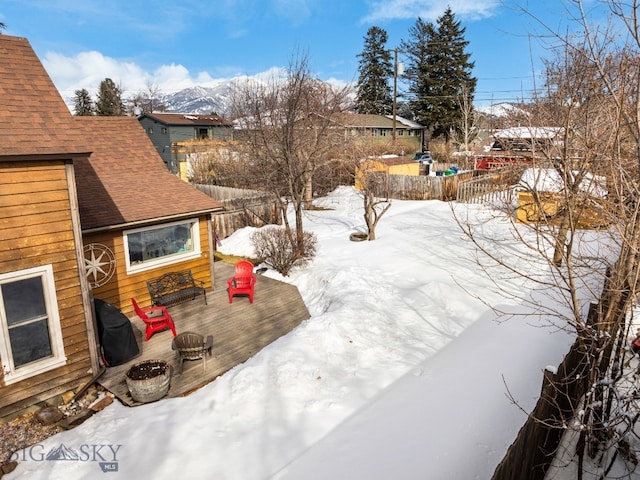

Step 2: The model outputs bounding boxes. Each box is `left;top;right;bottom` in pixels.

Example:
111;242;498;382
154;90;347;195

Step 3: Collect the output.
7;186;582;479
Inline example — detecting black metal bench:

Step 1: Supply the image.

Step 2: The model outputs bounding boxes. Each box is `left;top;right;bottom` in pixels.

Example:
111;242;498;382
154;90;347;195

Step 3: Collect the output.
147;270;207;307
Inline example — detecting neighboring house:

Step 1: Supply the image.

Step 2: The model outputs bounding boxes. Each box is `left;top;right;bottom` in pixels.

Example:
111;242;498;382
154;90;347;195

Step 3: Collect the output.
0;35;99;419
475;127;562;170
138;113;234;174
490;126;563;154
74;116;224;317
0;35;225;419
338;113;425;153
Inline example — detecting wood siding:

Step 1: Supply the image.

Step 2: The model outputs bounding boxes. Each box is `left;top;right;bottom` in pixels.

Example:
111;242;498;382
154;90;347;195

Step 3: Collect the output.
0;160;93;420
85;215;215;317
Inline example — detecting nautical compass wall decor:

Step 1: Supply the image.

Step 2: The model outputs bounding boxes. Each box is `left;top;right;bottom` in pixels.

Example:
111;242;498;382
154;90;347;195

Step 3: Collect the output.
83;243;116;288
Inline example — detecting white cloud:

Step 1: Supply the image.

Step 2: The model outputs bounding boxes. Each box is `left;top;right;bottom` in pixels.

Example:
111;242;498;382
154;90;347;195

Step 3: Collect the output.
43;50;152;100
361;0;500;23
151;64;201;92
41;50;306;102
43;50;236;101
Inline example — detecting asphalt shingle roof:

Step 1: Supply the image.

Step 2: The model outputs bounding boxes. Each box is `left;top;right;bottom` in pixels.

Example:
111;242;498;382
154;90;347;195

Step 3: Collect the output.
74;117;223;232
0;35;223;232
0;35;91;157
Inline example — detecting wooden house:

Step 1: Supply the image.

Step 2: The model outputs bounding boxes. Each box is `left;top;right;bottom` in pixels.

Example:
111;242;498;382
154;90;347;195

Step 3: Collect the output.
0;35;225;419
74;116;224;317
491;126;563;154
475;126;563;170
138;113;234;174
0;36;98;419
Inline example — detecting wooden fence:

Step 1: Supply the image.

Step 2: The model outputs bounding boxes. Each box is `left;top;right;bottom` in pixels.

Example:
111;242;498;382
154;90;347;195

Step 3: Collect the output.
455;165;526;204
370;170;476;201
192;184;280;240
367;164;527;203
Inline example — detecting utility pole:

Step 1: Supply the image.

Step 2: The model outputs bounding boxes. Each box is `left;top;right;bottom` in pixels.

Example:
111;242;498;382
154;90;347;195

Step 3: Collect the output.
392;48;403;143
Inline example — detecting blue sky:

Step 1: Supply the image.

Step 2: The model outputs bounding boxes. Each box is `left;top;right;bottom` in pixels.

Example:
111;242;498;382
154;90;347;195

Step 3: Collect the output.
1;0;594;108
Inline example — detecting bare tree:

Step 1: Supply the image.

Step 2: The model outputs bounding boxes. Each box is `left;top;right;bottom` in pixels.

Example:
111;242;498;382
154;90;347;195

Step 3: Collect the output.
183;140;239;185
129;82;166;114
450;82;478;164
341;140;393;241
449;2;640;478
228;53;350;269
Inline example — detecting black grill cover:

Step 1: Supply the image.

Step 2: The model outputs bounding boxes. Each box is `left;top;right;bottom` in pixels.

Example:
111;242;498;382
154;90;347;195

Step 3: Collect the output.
94;299;140;367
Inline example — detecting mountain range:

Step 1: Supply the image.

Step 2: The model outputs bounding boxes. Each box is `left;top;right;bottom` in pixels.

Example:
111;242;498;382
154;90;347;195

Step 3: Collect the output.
66;79;519;118
158;84;233;116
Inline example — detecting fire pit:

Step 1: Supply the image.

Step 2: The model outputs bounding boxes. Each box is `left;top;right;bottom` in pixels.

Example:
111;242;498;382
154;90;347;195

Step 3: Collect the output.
125;360;171;403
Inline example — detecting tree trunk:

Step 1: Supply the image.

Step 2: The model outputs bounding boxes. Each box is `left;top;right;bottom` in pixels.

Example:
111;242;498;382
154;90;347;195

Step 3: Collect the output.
303;172;313;210
552;217;570;267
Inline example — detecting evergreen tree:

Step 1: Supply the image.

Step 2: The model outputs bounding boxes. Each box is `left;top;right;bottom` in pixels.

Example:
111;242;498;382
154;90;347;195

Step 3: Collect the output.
402;8;476;143
95;78;125;116
73;88;94;116
401;17;437;125
355;26;393;115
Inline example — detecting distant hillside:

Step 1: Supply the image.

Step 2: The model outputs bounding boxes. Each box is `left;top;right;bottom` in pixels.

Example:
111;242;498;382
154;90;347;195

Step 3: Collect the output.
475;102;528;118
65;82;524;119
160;84;233;115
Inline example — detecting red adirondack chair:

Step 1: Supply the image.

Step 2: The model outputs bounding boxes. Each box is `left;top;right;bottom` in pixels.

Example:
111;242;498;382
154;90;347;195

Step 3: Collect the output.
131;297;177;341
227;260;257;304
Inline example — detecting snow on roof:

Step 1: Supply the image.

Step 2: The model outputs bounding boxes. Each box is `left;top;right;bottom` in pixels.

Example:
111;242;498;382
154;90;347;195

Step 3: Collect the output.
518;167;608;197
384;114;424;129
494;126;562;140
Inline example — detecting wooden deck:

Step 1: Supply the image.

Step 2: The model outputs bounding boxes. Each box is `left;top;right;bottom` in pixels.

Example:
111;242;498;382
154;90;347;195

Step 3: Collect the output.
97;261;310;406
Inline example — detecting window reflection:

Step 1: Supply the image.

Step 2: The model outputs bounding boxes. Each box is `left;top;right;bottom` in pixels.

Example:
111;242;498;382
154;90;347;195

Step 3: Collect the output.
1;276;53;367
127;222;195;266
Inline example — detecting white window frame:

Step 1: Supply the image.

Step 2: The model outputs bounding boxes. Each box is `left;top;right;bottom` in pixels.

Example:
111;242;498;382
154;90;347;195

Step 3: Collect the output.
0;265;67;385
123;218;201;274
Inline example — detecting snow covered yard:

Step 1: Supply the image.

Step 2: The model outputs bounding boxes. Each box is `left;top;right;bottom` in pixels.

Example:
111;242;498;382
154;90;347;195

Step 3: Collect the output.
6;186;575;480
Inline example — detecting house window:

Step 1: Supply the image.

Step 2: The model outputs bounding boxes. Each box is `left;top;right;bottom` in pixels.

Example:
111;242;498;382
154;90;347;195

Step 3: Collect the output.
124;219;201;273
148;127;153;134
0;265;66;385
162;127;168;135
198;128;208;139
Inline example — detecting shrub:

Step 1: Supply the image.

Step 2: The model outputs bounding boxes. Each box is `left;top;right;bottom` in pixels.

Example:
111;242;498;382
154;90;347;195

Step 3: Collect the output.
251;226;317;276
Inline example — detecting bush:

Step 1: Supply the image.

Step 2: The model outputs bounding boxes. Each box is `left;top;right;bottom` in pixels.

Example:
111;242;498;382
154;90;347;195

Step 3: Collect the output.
251;226;317;276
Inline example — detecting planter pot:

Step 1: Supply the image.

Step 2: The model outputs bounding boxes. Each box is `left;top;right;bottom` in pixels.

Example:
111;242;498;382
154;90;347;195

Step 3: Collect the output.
125;360;171;403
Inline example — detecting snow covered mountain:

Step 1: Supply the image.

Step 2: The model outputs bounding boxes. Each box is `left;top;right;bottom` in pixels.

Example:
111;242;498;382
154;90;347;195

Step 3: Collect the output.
475;101;528;118
159;84;233;115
